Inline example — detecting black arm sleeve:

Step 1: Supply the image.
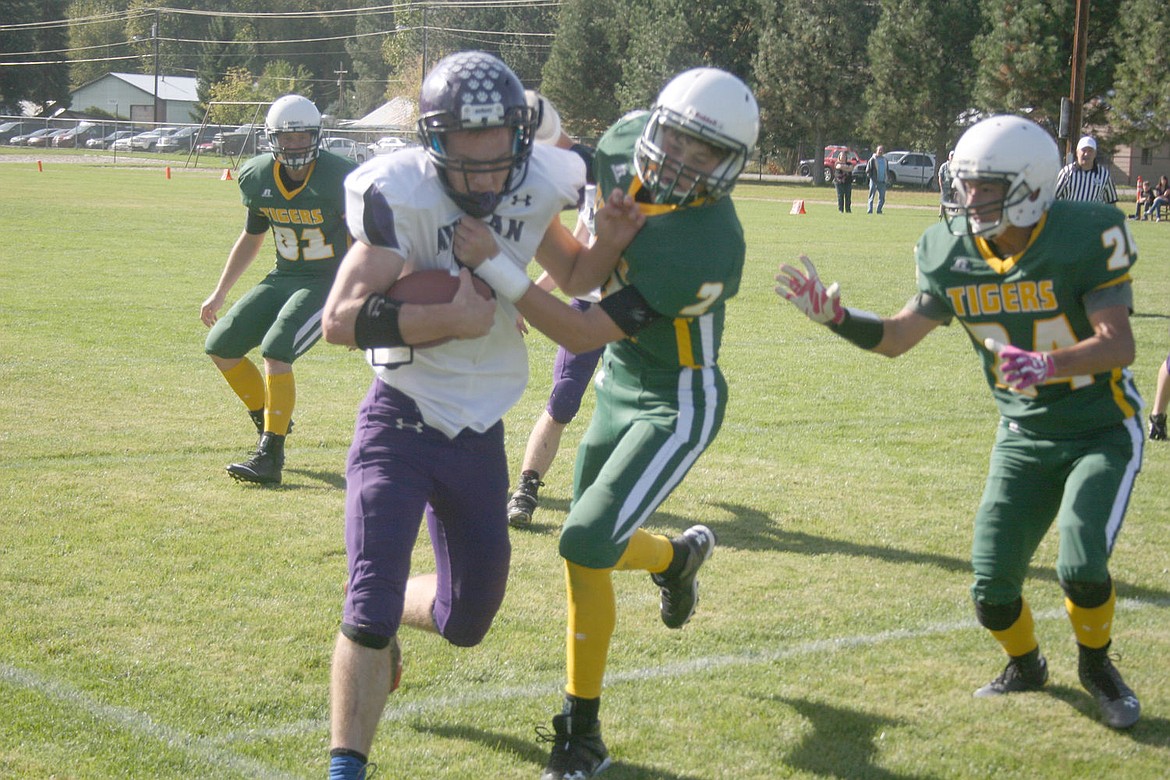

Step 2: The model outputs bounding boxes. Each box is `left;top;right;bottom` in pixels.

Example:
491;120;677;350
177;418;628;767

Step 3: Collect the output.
597;284;663;337
354;293;406;349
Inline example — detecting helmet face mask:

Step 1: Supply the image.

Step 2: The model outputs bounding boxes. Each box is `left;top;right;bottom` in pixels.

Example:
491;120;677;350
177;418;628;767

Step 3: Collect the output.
416;51;536;218
942;115;1060;240
634;68;759;205
265;94;322;169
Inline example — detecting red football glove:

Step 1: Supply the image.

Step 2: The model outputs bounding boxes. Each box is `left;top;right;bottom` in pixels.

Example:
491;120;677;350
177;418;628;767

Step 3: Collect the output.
776;255;845;325
984;338;1055;391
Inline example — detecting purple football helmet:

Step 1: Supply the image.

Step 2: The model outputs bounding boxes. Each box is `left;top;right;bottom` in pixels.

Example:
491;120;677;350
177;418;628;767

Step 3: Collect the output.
416;51;537;217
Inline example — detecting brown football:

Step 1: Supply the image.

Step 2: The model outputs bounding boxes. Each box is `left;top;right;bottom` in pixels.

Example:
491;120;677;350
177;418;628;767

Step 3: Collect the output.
386;268;495;348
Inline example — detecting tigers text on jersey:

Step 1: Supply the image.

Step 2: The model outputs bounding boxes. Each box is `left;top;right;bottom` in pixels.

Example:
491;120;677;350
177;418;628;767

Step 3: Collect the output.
344;144;585;438
593;112;746;376
237;150;357;278
913;200;1140;436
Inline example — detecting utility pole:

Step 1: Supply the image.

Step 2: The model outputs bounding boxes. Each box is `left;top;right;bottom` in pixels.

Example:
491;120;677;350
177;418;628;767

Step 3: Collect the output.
335;63;348;117
152;10;161;124
1066;0;1090;161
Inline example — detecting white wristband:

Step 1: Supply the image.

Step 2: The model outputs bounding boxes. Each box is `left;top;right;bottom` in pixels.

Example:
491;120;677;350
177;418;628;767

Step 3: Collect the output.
473;254;531;303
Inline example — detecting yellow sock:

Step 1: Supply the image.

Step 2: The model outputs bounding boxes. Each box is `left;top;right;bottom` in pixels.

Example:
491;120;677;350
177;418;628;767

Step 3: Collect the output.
565;561;615;700
220;359;265;412
614;529;674;573
989;598;1039;657
264;371;295;436
1066;585;1116;650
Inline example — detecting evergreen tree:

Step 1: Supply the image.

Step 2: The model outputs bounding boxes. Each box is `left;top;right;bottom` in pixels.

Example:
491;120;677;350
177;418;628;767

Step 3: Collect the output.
1110;0;1170;145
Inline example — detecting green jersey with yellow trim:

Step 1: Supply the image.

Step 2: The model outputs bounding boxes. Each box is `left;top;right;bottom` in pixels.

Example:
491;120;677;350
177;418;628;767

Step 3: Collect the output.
593;112;745;374
913;199;1140;435
237;149;356;278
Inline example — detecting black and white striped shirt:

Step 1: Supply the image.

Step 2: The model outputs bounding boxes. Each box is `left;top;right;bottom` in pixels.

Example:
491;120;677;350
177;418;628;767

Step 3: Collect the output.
1054;162;1117;204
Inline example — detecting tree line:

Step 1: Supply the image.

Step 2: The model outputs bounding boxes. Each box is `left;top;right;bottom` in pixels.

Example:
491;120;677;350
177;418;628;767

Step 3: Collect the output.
3;0;1167;176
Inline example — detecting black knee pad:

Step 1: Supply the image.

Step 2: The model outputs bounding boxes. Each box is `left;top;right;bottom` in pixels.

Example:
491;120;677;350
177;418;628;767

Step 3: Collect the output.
340;622;392;650
974;597;1022;631
1061;577;1113;609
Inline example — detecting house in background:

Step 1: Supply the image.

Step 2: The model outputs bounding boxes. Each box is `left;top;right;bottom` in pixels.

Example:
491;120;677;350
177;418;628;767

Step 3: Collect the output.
1108;141;1170;187
69;72;198;126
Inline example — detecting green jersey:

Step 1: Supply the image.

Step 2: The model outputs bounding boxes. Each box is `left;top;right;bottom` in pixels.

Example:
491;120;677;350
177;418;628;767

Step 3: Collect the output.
236;150;356;278
593;112;745;377
912;200;1140;436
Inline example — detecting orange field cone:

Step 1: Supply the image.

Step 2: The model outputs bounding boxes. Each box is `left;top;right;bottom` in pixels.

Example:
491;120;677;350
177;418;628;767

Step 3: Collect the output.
790;199;806;215
36;160;43;172
165;166;171;179
220;168;233;181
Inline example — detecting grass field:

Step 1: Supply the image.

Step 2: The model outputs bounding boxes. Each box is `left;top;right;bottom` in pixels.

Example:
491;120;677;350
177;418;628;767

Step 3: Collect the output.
2;156;1169;779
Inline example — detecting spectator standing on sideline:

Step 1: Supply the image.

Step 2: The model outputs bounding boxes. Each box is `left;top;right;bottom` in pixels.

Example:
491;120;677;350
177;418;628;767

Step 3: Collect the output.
834;149;854;213
318;51;642;780
200;94;357;486
938;150;955;218
778;114;1143;731
457;67;758;779
506;90;605;528
866;145;889;214
1055;135;1118;205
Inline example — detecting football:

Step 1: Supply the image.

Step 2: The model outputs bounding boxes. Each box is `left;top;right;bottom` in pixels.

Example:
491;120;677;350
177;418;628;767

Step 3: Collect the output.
386;268;495;348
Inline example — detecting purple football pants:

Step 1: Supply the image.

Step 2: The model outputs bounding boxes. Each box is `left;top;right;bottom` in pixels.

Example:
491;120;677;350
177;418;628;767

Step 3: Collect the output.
342;379;511;647
546;298;604;424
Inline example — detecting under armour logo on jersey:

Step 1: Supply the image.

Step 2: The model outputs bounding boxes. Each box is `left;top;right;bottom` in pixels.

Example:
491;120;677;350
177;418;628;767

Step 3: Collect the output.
395;418;424;433
511;193;532;207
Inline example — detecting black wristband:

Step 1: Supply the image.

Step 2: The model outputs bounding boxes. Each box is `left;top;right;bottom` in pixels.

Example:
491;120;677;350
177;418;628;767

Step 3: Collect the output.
354;293;405;349
827;307;884;349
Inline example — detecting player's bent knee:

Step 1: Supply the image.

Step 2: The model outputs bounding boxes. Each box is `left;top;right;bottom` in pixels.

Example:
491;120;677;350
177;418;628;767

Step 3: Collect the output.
340;622;392;650
974;597;1022;631
1061;577;1112;609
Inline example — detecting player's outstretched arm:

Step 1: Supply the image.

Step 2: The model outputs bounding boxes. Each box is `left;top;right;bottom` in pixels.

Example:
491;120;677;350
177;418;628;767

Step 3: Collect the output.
535;188;644;298
200;230;266;327
775;255;938;357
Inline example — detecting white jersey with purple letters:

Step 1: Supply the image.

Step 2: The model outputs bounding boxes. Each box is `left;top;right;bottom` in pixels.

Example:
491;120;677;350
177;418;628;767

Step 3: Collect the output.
344;144;585;437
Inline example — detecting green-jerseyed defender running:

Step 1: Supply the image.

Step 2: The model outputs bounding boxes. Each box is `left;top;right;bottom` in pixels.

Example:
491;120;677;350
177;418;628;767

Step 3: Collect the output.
458;67;759;779
779;114;1143;731
201;94;356;485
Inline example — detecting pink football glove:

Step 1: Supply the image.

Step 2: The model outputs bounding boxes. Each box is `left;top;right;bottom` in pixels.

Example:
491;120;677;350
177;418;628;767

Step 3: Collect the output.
984;338;1055;391
776;255;845;325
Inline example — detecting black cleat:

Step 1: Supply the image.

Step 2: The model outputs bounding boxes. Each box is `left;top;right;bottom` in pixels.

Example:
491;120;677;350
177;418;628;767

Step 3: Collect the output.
506;470;544;528
974;651;1048;697
1079;643;1140;729
227;432;285;485
650;524;716;629
538;714;611;780
1149;413;1167;441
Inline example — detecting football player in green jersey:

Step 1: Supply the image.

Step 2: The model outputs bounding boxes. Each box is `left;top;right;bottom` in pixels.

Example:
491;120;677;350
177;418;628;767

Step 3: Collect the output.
777;115;1143;730
457;67;758;778
201;95;356;485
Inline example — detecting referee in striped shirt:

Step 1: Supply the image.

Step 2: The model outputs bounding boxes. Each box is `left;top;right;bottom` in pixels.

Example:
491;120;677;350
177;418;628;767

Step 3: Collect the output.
1054;135;1118;204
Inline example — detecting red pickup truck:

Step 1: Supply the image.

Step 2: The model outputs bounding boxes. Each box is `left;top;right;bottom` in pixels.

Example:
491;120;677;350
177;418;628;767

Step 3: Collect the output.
798;145;864;183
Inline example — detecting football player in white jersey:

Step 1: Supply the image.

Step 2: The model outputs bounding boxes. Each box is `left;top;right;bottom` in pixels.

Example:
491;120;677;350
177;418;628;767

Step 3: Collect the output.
319;51;642;780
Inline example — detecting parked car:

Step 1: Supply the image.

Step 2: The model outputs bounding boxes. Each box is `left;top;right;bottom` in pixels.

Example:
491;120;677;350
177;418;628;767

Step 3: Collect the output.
155;126;223;154
52;123;102;148
87;130;134;150
320;136;368;163
0;120;33;144
132;126;181;151
798;144;865;183
883;151;938;188
26;128;71;148
213;124;265;156
368;136;411;156
9;127;56;146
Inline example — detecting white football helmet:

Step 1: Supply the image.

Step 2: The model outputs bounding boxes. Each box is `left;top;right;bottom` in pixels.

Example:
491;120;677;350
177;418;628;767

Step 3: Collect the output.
635;67;759;204
265;94;322;169
943;115;1060;239
526;90;562;146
